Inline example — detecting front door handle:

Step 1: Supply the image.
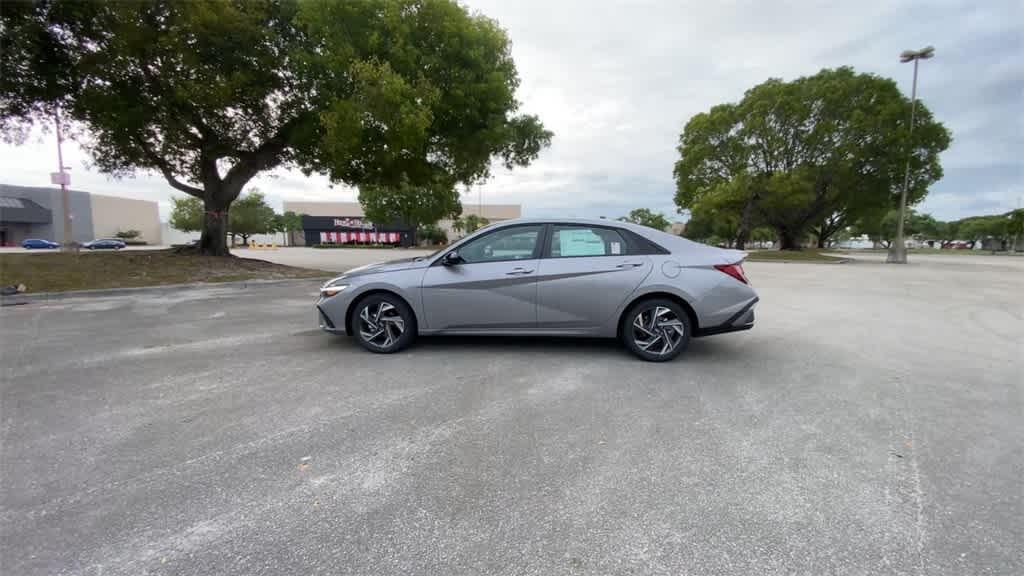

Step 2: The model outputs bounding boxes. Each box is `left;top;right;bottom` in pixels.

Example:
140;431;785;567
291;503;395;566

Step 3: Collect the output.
506;267;534;275
616;262;644;268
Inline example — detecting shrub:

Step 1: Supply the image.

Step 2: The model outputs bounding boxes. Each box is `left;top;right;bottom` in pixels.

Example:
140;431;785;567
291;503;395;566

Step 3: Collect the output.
417;224;448;245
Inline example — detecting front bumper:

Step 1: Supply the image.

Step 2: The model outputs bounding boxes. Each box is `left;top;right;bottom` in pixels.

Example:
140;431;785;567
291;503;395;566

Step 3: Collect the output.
317;291;356;335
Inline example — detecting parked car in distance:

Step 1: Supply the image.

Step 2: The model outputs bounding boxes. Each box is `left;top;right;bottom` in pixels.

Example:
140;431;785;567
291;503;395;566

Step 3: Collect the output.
82;238;127;250
942;241;972;250
21;238;60;249
316;218;758;362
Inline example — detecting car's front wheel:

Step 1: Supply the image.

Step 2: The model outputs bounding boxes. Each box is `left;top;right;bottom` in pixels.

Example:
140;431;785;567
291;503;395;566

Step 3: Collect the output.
351;294;416;354
621;298;691;362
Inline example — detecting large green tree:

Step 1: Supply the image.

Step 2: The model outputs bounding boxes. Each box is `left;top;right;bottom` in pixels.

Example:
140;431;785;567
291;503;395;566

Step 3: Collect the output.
956;213;1014;249
1008;209;1024;252
1;0;551;255
619;208;672;231
169;196;204;233
852;209;941;248
229;190;276;245
674;67;950;250
277;211;303;246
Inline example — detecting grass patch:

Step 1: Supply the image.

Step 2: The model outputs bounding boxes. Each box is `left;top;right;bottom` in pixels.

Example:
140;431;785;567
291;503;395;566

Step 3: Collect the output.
745;250;846;262
0;250;330;293
846;247;1019;256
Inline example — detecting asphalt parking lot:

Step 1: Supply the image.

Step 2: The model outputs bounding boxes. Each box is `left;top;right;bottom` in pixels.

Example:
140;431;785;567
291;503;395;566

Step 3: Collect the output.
2;255;1021;575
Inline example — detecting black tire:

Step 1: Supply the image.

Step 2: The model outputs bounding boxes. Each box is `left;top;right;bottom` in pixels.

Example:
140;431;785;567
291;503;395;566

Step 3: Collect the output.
620;298;691;362
349;293;416;354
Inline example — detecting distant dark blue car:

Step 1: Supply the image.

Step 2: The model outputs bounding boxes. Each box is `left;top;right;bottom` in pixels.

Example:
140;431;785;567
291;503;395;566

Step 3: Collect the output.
82;238;126;250
21;238;60;249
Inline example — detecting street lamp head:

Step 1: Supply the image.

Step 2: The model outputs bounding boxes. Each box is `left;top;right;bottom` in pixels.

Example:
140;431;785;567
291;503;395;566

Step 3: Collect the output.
900;46;936;62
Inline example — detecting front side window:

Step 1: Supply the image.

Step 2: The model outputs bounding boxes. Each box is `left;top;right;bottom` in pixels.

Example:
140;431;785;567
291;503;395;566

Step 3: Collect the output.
548;226;628;258
457;225;542;263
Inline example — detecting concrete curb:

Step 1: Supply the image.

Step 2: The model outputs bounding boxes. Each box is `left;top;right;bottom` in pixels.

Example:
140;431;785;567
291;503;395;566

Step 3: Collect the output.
1;276;332;305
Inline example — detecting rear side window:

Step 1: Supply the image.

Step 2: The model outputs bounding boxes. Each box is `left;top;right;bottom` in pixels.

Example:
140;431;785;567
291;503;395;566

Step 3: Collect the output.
622;229;670;255
548;226;629;258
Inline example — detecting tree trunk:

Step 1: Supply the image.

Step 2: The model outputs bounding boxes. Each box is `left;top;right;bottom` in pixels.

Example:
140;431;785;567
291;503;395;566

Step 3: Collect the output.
777;228;801;251
733;193;758;251
199;197;230;256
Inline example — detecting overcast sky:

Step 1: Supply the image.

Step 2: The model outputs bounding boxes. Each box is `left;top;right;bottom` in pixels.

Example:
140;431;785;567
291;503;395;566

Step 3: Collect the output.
1;0;1020;222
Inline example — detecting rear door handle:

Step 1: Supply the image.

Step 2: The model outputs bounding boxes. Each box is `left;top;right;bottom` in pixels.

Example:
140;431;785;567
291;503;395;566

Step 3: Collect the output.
616;262;644;268
506;267;534;275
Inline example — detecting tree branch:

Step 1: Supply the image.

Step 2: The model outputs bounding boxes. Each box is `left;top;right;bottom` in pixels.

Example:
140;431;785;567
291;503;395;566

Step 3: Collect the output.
222;114;308;196
134;137;204;198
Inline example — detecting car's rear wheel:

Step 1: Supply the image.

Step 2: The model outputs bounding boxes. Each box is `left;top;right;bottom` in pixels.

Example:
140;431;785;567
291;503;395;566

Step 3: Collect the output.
621;298;690;362
351;294;416;354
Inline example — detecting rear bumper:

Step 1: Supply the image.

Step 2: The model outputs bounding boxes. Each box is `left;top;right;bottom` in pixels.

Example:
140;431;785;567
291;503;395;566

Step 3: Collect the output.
694;297;757;337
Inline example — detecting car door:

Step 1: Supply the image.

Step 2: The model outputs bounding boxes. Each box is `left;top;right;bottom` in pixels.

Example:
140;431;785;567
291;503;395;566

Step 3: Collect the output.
420;224;545;332
535;224;653;330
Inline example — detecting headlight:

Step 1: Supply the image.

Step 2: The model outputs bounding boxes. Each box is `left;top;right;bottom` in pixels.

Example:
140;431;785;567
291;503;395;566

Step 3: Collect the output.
320;284;348;298
320;278;349;298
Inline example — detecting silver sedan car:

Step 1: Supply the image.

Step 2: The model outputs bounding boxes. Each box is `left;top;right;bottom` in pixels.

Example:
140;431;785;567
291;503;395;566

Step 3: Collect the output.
317;218;757;361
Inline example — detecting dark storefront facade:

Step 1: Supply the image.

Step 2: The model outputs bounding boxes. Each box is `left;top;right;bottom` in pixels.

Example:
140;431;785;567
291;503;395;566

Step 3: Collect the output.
301;215;415;247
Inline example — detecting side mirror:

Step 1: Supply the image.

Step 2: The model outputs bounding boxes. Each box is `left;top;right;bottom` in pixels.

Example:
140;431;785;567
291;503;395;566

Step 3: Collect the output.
441;250;464;266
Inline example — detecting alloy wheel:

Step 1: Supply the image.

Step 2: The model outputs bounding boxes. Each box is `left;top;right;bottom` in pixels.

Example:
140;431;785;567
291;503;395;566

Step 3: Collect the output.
631;306;686;356
358;301;406;349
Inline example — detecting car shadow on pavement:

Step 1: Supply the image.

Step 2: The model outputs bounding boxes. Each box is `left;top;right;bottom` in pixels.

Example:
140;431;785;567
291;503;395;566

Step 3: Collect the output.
414;335;623;355
393;334;741;361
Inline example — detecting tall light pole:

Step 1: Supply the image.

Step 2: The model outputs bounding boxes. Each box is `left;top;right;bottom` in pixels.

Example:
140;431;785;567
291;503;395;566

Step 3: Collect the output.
52;108;75;251
887;45;935;264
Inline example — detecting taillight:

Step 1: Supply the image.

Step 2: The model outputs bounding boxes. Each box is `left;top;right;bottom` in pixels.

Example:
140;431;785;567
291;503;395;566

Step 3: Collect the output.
714;262;749;285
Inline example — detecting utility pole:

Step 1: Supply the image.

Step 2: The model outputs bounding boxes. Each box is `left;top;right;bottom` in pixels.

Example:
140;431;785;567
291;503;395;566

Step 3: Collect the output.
888;46;935;264
53;108;75;251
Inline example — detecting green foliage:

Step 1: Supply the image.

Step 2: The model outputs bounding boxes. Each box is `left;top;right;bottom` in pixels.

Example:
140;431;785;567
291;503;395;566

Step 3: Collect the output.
229;191;276;243
1008;210;1024;240
618;208;672;231
273;210;304;245
115;229;141;240
279;211;303;233
451;218;466;234
674;67;951;249
1;0;551;254
751;227;776;244
462;214;491;233
853;209;945;247
169;196;204;232
359;178;462;238
416;224;448;245
957;215;1007;242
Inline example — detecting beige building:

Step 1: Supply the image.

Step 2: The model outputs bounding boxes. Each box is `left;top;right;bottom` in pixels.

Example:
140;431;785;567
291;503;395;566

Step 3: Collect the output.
0;184;161;245
89;193;162;244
